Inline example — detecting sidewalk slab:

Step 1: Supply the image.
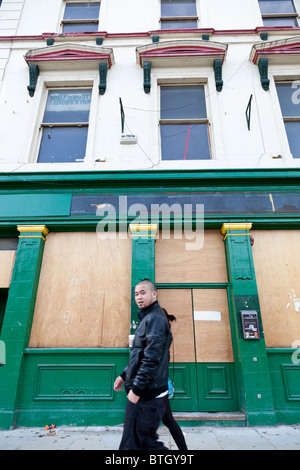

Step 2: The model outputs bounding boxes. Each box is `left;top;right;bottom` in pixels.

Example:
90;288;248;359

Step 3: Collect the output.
255;426;300;450
211;427;275;450
0;424;300;450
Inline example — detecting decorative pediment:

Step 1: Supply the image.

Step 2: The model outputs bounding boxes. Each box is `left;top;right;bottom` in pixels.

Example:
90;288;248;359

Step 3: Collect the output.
25;43;114;68
24;43;114;96
250;37;300;91
136;40;227;93
136;40;227;67
250;36;300;65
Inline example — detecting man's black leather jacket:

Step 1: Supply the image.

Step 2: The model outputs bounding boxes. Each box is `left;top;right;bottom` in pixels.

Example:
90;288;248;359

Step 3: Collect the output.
121;300;173;401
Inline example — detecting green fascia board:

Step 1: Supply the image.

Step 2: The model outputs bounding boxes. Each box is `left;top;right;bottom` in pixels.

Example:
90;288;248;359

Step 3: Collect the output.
1;215;300;235
0;217;300;235
0;214;300;237
0;194;72;218
0;168;300;189
0;169;300;231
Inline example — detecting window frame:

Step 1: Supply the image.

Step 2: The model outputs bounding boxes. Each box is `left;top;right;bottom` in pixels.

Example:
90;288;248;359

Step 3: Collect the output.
37;87;92;164
61;1;101;33
160;0;199;30
136;40;226;166
157;79;215;163
250;38;300;162
267;65;300;160
274;79;300;159
24;72;99;166
258;0;299;27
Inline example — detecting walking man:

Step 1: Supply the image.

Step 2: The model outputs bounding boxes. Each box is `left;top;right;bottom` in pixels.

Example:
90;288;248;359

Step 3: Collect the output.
114;279;172;450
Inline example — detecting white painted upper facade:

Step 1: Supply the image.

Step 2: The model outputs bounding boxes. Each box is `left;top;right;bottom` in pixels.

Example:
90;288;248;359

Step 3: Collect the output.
0;0;300;171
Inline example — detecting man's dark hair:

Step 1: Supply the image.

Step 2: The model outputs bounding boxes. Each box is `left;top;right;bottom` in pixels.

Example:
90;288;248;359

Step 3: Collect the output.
136;278;157;292
162;308;176;324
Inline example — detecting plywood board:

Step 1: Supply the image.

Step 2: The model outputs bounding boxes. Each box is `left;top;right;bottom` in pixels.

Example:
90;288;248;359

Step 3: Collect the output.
155;230;227;283
193;289;234;363
157;289;195;363
29;232;132;348
0;251;16;287
252;230;300;348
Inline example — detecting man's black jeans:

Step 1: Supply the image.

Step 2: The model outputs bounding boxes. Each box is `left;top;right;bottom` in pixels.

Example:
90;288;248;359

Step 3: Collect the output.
119;396;169;450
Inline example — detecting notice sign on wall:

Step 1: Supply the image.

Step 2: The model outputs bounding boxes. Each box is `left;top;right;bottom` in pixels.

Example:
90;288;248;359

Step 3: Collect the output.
194;311;221;321
240;310;260;340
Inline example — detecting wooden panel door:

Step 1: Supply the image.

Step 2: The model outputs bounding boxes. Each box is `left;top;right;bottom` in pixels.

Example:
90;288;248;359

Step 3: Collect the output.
158;287;239;412
192;289;234;363
157;288;198;411
192;289;238;411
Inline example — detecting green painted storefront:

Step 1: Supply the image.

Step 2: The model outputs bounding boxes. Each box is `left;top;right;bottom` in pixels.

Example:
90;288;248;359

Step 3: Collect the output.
0;169;300;429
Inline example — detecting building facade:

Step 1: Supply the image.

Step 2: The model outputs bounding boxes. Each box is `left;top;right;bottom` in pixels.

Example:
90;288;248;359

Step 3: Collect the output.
0;0;300;429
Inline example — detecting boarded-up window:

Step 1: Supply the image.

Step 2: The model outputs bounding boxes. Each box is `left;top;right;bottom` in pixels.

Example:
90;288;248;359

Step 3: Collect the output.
158;288;233;363
155;230;227;283
0;238;17;288
155;230;232;363
252;230;300;348
29;232;132;348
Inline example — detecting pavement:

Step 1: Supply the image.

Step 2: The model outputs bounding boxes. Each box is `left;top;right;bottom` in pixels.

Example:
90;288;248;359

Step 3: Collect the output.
1;424;300;451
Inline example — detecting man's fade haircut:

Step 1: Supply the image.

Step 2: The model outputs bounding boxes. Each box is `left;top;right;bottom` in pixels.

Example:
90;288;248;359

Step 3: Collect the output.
135;279;157;292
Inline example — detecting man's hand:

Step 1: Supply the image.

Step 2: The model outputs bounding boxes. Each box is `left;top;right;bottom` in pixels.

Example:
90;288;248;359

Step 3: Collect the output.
114;376;125;392
127;389;140;403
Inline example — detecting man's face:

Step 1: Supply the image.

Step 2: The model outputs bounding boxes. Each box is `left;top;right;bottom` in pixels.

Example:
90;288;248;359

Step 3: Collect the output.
135;283;157;309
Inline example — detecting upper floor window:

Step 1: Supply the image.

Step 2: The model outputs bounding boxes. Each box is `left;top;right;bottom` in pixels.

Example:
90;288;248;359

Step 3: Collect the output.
276;82;300;158
160;0;198;30
160;85;211;160
62;2;100;32
38;88;92;163
258;0;298;26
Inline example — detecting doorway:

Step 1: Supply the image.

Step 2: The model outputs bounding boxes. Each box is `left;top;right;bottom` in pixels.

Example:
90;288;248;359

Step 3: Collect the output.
157;286;239;412
0;288;8;337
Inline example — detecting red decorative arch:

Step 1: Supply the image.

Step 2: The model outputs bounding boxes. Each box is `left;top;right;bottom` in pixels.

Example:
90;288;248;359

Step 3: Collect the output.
24;43;114;96
25;43;114;68
250;36;300;64
136;40;227;67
